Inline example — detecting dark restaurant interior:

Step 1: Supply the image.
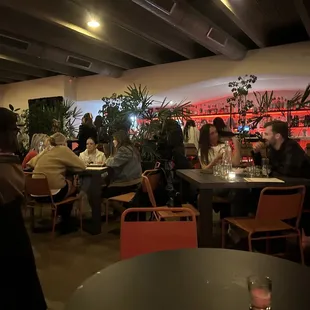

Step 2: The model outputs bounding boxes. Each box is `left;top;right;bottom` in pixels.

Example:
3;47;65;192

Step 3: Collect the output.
1;0;310;309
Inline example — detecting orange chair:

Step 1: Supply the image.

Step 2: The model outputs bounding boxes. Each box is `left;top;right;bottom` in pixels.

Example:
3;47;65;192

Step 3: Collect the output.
24;172;82;239
222;185;305;264
120;207;197;260
142;169;200;220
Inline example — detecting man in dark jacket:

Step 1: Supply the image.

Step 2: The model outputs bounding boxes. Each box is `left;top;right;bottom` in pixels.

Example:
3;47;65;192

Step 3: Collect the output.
0;107;47;309
252;120;310;179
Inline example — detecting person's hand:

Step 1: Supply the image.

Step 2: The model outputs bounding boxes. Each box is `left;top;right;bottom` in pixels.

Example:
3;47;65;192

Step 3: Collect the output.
253;142;265;153
211;153;223;165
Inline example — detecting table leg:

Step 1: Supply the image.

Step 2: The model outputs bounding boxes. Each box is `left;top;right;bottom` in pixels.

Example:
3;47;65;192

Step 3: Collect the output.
82;175;102;235
198;189;213;247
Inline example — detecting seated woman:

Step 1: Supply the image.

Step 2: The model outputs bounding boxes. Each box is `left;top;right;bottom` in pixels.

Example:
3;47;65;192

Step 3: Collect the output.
79;137;106;165
22;133;49;169
27;132;86;233
199;124;240;169
103;130;142;198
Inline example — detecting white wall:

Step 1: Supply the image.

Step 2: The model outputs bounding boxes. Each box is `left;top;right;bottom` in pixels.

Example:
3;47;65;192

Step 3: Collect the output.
0;75;66;110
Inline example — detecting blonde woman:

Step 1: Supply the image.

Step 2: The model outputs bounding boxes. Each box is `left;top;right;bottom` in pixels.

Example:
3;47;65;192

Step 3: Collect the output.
27;132;86;233
22;133;49;169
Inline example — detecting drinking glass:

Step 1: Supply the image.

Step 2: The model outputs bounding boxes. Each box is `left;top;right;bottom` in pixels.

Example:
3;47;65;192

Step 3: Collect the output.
246;165;255;177
247;275;272;310
262;158;270;177
213;164;221;176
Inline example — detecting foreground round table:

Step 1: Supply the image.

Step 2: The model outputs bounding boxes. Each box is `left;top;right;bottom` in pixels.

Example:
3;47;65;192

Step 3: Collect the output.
65;249;310;310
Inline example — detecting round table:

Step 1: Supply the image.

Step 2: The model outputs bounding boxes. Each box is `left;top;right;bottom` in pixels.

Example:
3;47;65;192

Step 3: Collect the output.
65;249;310;310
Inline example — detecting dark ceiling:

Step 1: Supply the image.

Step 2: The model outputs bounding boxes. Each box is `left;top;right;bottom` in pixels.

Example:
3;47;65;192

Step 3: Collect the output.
0;0;309;84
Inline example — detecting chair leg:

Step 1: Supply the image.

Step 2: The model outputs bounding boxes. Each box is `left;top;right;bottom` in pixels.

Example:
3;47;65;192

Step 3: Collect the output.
298;231;305;265
51;206;57;240
79;201;83;234
105;200;109;224
221;220;226;248
248;233;253;252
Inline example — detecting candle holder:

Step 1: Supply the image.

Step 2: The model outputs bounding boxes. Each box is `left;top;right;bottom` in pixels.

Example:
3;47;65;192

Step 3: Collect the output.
247;275;272;310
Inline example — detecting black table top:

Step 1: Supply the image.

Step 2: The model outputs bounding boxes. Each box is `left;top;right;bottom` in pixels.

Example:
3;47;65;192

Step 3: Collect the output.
65;249;310;310
177;169;310;189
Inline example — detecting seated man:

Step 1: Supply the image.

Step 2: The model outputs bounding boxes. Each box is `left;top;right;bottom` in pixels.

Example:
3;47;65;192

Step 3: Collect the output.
252;120;310;178
230;121;310;238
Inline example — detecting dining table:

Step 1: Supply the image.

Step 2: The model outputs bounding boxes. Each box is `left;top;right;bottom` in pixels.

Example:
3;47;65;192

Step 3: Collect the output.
65;248;310;310
176;169;310;247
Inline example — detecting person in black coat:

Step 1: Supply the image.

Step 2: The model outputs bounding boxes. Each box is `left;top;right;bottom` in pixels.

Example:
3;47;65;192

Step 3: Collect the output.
0;107;47;310
75;113;97;154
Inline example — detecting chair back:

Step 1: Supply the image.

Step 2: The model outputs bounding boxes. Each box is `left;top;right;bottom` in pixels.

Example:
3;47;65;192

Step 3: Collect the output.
141;169;162;207
24;172;52;197
256;186;305;227
120;207;197;260
184;143;198;157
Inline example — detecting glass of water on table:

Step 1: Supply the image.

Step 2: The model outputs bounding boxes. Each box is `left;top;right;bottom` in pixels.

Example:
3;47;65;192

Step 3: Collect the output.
247;275;272;310
262;158;270;177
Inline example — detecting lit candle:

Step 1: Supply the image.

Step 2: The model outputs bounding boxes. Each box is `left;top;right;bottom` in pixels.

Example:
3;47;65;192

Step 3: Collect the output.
228;171;236;180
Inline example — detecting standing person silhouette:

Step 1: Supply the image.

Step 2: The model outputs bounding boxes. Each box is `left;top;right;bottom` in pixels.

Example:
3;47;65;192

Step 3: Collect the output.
0;107;47;309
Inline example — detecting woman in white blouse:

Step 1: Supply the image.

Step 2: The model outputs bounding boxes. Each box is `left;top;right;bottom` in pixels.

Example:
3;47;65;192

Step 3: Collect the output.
79;137;106;165
198;124;240;169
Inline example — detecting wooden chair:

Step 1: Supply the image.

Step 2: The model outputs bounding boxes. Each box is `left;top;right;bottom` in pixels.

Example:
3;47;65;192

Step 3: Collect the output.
222;186;305;264
142;169;200;220
120;207;197;260
105;169;155;223
24;172;82;239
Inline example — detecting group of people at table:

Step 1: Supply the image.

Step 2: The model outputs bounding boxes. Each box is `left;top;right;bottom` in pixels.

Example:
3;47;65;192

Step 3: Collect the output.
1;106;310;309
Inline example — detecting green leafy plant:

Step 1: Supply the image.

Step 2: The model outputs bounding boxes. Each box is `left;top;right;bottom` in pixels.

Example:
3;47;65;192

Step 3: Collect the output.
22;97;82;139
99;84;192;162
227;74;257;127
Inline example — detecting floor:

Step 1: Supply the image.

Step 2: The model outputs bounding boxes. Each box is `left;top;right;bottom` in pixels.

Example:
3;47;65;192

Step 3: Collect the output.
30;224;120;310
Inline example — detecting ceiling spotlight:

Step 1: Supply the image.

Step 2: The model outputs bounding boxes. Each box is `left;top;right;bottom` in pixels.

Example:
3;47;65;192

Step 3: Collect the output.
169;100;174;104
87;20;100;28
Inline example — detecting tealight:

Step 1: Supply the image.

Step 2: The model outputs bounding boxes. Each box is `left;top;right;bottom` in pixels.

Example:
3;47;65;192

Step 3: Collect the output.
228;171;236;180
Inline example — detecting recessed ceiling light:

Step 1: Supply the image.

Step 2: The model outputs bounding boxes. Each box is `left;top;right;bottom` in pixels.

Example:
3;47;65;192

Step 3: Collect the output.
87;20;100;28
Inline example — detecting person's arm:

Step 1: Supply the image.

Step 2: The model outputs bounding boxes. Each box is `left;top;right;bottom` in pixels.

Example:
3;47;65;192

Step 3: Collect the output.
252;142;265;166
22;150;37;169
100;152;107;164
61;146;86;171
79;151;87;164
231;137;241;167
198;151;223;170
105;146;133;168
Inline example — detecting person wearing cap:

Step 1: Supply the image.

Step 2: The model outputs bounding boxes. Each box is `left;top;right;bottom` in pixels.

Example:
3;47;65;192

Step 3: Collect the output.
27;132;86;233
0;107;47;309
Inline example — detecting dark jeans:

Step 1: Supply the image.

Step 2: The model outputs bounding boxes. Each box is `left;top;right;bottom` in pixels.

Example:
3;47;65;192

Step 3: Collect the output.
229;189;260;217
0;198;47;310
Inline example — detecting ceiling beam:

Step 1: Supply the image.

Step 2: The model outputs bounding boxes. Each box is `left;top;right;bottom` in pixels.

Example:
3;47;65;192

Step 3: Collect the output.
132;0;246;60
0;45;93;77
0;69;32;81
294;0;310;38
0;6;146;70
0;34;123;77
0;0;172;64
73;0;202;59
0;59;51;78
211;0;266;48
